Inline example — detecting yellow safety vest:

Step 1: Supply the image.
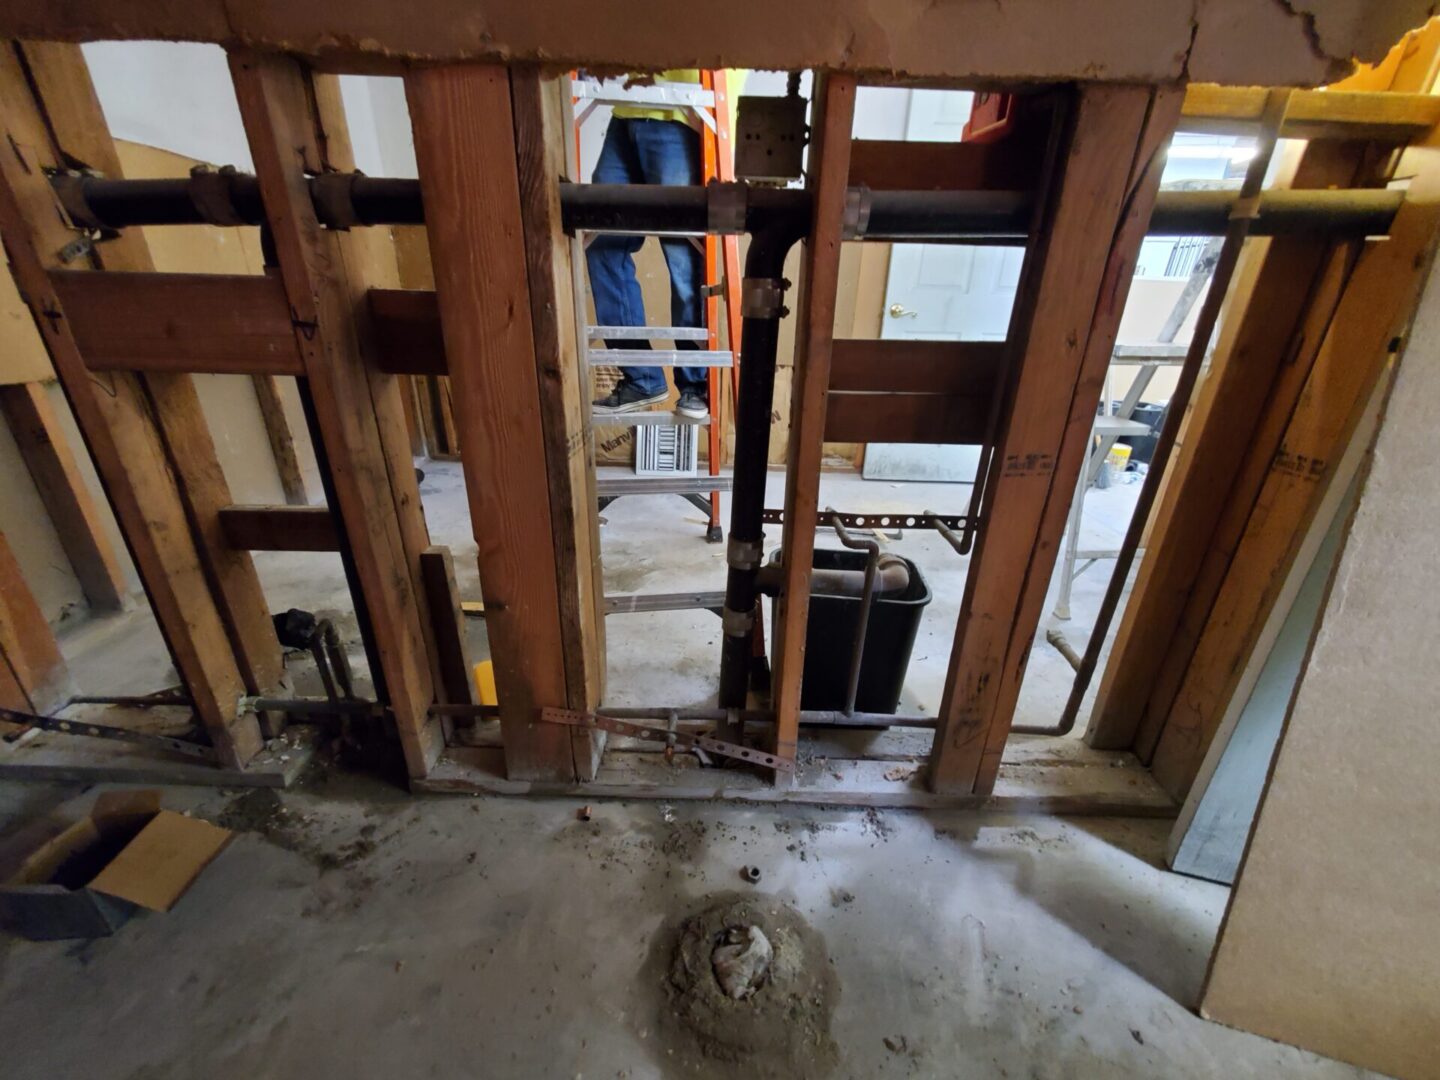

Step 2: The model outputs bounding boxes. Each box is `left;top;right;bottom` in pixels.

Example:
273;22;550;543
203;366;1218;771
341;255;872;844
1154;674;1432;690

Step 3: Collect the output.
612;69;701;126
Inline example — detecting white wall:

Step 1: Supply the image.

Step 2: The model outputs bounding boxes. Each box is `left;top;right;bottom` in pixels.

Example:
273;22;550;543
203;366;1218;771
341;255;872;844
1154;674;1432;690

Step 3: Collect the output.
82;42;253;170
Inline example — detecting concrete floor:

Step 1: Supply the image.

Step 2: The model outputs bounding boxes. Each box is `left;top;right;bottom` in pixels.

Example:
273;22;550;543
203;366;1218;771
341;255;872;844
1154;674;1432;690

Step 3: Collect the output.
1;463;1368;1077
0;777;1370;1079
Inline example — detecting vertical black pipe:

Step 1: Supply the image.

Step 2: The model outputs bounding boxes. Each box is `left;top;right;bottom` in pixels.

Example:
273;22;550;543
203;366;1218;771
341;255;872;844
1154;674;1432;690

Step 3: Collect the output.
718;227;801;708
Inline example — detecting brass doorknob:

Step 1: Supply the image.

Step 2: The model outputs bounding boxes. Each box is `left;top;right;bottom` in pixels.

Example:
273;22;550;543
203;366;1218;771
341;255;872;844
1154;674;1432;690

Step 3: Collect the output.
889;303;918;318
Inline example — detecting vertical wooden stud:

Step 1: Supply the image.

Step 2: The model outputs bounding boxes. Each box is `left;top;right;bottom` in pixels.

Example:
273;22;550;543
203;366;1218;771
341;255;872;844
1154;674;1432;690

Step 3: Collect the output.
0;527;70;712
771;74;857;770
229;51;443;776
0;382;128;610
929;85;1177;795
19;41;288;717
250;374;308;506
406;62;596;782
0;43;263;766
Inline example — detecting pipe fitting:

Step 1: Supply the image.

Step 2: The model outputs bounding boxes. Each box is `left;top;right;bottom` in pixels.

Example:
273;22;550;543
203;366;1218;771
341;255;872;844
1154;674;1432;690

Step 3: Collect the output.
721;605;755;637
726;536;764;571
753;563;785;596
707;180;748;234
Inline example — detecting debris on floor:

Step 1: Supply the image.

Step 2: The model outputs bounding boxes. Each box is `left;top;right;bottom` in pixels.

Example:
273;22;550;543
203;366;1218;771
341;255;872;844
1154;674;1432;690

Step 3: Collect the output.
657;894;839;1079
712;924;772;999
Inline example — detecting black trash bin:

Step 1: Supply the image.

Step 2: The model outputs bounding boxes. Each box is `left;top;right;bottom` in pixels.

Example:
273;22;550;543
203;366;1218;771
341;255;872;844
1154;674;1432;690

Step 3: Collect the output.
768;548;932;714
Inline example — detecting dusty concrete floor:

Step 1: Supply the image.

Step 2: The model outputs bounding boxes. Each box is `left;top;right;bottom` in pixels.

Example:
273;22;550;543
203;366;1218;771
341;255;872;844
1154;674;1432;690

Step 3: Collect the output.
0;773;1370;1079
1;463;1376;1076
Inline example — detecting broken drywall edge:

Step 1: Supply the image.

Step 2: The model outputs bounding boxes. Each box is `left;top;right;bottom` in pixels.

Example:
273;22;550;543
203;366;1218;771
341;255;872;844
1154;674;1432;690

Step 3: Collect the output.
0;0;1432;88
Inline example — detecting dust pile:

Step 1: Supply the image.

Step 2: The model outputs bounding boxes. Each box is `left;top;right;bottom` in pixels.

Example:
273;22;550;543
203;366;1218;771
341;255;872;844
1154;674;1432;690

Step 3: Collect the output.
218;788;378;872
653;893;839;1079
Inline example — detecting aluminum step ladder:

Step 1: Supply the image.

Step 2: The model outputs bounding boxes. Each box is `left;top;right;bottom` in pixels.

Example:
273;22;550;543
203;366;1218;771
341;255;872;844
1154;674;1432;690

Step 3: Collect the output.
571;71;743;545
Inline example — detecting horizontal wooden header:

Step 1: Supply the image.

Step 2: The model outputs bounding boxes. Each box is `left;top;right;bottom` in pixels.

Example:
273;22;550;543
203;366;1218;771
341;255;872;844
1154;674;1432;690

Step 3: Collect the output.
1182;84;1440;140
0;1;1419;87
218;505;339;552
53;270;303;376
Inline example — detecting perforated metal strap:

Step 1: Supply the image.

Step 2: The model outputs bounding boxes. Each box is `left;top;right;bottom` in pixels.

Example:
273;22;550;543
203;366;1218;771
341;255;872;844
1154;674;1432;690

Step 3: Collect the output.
540;707;794;772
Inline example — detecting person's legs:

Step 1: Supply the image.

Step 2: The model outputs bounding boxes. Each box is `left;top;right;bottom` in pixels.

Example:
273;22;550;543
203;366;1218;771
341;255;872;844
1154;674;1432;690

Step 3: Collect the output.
632;121;710;400
586;118;666;400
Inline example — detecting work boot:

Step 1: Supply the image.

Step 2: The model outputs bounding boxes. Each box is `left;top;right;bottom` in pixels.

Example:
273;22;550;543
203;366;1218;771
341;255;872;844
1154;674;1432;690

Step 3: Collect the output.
592;381;667;415
675;389;709;420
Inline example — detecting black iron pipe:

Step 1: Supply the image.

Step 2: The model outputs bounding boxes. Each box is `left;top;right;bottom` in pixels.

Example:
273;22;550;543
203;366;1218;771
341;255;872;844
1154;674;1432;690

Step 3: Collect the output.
53;174;1401;239
718;224;804;710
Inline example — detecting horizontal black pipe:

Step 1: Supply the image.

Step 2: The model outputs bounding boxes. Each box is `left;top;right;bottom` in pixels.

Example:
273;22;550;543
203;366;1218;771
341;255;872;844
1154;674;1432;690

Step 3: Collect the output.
54;174;1401;239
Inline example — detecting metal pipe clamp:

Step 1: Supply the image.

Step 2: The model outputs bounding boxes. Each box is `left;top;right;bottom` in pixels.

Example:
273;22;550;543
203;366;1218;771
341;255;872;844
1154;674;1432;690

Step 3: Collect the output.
721;605;755;636
842;184;873;240
741;277;788;319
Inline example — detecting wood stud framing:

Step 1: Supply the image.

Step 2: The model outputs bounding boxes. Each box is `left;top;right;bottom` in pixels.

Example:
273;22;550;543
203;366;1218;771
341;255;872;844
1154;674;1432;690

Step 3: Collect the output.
1088;143;1376;755
406;62;599;782
0;42;273;766
929;85;1182;796
1147;117;1440;799
0;382;127;611
229;50;444;776
0;527;70;713
0;23;1433;801
770;74;858;771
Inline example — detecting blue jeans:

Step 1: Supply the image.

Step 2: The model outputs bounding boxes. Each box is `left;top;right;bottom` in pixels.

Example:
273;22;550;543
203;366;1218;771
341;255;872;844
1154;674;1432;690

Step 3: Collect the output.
586;118;708;397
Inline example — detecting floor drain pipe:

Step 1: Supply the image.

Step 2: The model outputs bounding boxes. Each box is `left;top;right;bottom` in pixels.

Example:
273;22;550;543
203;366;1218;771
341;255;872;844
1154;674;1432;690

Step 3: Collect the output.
718;220;803;710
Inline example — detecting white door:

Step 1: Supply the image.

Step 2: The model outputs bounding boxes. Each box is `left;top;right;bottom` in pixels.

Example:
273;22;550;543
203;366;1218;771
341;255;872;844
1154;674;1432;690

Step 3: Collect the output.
863;90;1024;483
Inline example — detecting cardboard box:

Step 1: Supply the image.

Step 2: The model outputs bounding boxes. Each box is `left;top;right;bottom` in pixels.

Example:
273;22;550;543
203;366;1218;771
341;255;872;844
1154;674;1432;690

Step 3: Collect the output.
0;790;232;940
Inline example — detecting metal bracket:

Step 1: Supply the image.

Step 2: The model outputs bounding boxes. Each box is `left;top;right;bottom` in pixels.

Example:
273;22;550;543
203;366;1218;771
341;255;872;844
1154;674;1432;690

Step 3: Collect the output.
50;170;106;230
721;604;755;636
0;704;216;761
741;277;788;319
1229;193;1263;222
726;536;764;571
842;184;873;240
311;169;365;230
540;707;794;773
188;164;248;227
707;180;747;234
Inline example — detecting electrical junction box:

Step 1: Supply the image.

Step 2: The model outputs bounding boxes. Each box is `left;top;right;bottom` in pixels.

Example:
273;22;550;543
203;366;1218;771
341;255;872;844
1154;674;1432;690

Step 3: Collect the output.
735;95;808;184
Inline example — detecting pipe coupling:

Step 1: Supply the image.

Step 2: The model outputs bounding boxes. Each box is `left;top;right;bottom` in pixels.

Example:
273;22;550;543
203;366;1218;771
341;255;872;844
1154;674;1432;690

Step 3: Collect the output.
842;184;873;240
707;180;748;234
726;536;764;571
741;277;788;319
721;605;755;637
